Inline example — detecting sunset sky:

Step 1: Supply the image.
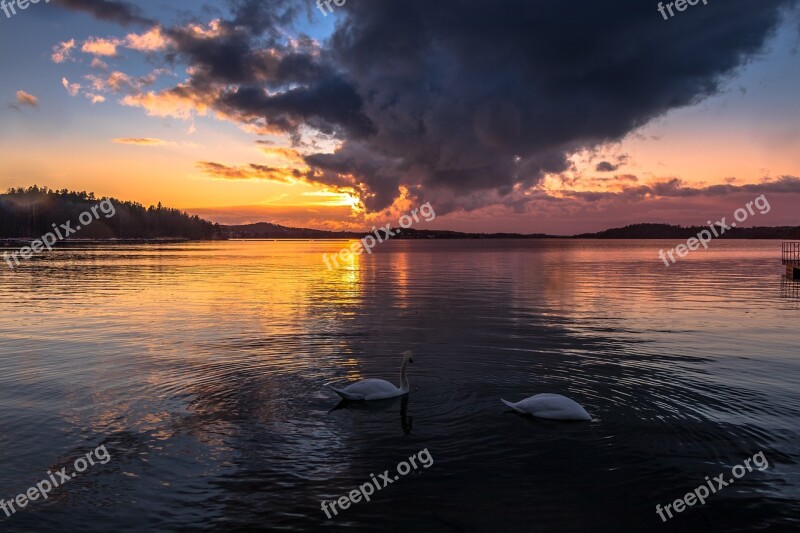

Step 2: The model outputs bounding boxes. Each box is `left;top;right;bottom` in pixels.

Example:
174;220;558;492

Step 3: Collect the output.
0;0;798;234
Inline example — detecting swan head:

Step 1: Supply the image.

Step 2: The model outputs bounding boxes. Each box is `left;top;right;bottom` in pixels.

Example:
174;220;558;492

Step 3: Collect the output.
402;350;413;364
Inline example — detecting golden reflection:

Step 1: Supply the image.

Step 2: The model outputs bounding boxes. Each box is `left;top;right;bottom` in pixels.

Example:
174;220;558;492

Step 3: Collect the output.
321;239;363;287
22;241;372;441
387;245;411;309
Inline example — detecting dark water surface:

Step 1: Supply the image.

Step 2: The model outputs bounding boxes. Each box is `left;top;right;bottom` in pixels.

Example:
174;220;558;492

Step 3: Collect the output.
0;240;798;532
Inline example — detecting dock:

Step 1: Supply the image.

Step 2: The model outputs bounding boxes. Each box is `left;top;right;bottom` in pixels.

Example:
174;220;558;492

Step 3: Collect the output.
782;242;800;279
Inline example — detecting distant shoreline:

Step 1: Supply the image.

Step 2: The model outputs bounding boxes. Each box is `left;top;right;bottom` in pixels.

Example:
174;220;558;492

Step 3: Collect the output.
219;222;800;241
3;235;799;247
0;238;193;246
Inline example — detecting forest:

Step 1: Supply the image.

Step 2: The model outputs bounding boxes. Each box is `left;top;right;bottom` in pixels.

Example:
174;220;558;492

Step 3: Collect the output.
0;186;217;240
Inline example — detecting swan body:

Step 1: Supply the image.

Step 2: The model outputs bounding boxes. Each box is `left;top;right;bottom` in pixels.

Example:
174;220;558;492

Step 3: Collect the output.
331;351;413;401
501;393;591;421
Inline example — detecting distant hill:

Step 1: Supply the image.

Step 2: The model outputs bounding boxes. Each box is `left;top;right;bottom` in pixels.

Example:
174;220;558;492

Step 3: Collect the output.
224;222;361;239
574;223;800;240
223;221;800;240
222;223;550;240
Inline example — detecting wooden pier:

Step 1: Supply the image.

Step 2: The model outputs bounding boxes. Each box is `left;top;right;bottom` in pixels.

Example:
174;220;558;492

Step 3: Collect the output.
782;242;800;279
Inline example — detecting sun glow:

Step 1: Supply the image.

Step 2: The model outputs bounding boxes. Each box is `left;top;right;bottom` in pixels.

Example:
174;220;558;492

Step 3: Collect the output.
301;190;362;209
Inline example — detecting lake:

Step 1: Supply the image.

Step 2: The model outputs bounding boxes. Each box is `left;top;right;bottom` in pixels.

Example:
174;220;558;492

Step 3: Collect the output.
0;240;798;531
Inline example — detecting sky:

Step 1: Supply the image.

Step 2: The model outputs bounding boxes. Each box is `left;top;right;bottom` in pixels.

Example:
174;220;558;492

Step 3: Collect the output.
0;0;799;235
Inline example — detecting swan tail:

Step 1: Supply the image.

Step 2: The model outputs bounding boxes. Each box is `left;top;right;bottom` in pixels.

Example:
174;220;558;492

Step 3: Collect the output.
501;399;523;413
330;386;362;401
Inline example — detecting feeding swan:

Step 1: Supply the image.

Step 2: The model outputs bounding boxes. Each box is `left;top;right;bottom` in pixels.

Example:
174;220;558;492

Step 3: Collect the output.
501;393;591;421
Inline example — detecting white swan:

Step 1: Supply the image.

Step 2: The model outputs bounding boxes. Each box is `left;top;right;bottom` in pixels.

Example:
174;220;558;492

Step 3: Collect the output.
330;351;413;401
501;393;591;421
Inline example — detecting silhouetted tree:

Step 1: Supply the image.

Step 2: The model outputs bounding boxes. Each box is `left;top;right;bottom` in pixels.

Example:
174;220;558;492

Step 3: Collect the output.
0;186;214;240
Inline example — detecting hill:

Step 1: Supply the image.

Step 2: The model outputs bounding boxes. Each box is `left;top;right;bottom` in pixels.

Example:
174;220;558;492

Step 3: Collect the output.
222;223;550;240
574;223;800;240
0;186;216;240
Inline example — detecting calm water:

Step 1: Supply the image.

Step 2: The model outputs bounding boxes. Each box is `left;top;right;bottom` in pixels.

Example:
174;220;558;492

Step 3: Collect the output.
0;240;798;532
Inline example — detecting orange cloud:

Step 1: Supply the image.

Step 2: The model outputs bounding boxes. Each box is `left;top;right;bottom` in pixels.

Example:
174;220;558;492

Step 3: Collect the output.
15;90;38;108
86;71;136;93
185;19;223;39
112;138;167;146
90;58;109;70
258;145;306;166
121;86;212;119
184;204;356;227
81;37;122;57
125;26;169;52
51;39;76;63
196;161;300;183
61;77;81;97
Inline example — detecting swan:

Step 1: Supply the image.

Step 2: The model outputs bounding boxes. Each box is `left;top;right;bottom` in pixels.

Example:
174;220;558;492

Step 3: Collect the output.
501;393;591;421
330;351;413;401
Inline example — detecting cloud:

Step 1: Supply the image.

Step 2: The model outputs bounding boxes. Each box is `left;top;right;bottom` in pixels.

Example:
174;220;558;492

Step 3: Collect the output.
436;174;800;234
74;29;167;60
53;0;155;27
14;90;38;108
648;175;800;198
125;26;169;51
550;175;800;205
86;71;134;92
81;37;122;56
196;161;302;183
301;0;800;212
53;0;800;216
258;145;306;165
63;76;108;103
121;85;213;119
112;137;166;146
596;161;619;172
183;203;354;227
51;39;76;63
61;77;81;97
85;69;166;95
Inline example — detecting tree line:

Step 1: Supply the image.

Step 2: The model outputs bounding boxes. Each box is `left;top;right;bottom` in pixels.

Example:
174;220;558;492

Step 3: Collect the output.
0;186;217;240
574;223;800;239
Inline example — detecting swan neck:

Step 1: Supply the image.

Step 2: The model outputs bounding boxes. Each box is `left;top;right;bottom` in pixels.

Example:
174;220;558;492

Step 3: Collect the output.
400;359;409;391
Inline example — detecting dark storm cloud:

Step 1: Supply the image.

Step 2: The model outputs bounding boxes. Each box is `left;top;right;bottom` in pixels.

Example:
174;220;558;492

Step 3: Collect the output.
61;0;799;213
225;0;304;35
54;0;154;26
163;5;323;87
309;0;798;211
151;1;374;139
217;76;375;138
